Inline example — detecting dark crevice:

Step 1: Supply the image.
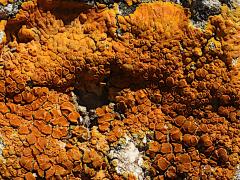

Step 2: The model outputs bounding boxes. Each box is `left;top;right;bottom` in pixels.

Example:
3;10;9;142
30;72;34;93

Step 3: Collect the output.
70;76;111;127
73;75;110;110
73;89;109;110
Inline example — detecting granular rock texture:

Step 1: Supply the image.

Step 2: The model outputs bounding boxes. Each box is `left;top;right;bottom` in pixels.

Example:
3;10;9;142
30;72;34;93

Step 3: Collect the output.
0;0;239;179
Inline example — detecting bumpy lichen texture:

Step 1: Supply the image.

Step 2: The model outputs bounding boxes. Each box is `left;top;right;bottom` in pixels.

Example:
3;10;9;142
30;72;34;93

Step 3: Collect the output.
0;0;239;179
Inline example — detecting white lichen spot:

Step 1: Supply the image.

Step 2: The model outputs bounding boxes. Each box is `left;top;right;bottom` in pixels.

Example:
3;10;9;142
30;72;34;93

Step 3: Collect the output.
234;165;240;180
232;57;239;67
79;116;84;124
142;135;147;144
32;172;38;177
0;138;4;155
0;137;6;163
109;136;145;180
190;19;207;29
58;140;66;150
0;31;5;44
5;4;14;12
71;91;79;110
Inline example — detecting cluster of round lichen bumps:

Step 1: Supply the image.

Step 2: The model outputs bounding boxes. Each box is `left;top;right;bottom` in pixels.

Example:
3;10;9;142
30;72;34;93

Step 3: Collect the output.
0;0;239;179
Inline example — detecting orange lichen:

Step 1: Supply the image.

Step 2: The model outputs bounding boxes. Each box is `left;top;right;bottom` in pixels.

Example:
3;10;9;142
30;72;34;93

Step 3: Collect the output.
0;87;89;179
0;0;239;179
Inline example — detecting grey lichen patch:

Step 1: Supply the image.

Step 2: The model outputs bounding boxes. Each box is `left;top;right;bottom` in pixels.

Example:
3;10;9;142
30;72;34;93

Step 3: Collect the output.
165;0;240;28
0;137;6;164
0;0;24;19
191;0;222;21
118;1;138;16
188;0;222;28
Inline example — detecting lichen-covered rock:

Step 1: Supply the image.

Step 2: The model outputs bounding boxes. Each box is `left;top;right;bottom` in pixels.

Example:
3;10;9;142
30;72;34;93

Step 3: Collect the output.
0;0;239;179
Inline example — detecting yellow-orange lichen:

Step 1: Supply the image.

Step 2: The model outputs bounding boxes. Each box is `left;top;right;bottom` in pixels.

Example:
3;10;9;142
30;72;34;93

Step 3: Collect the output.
0;0;239;179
